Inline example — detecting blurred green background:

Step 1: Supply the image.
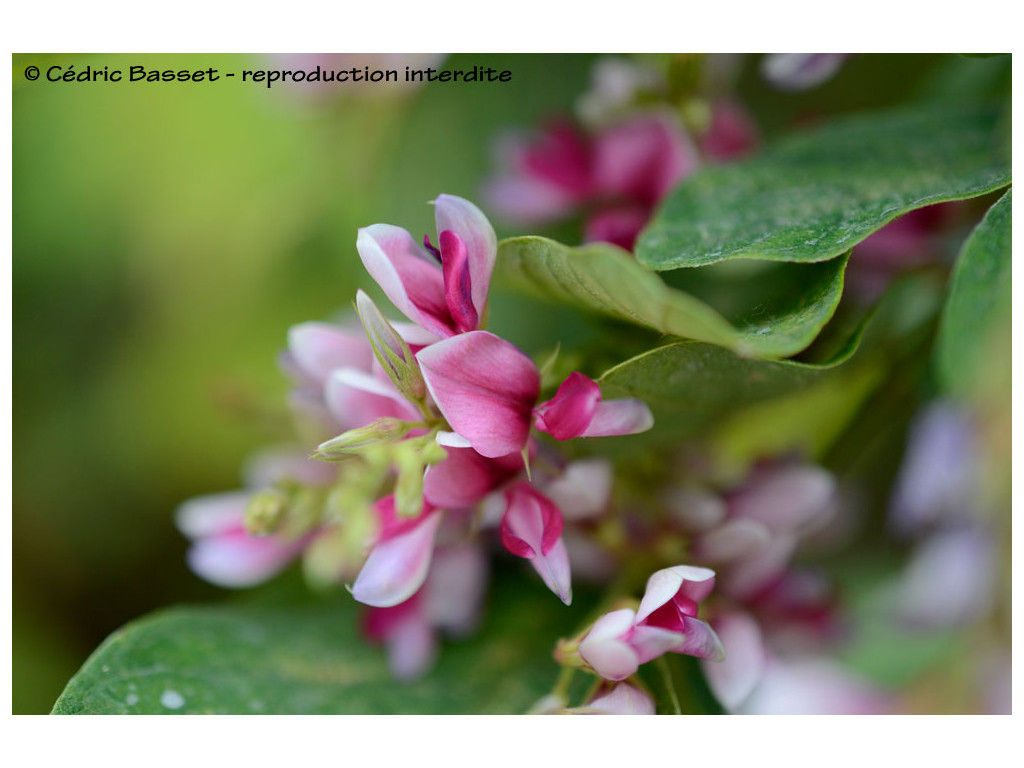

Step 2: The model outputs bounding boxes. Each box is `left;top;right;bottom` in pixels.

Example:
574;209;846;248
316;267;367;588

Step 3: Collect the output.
12;52;1007;713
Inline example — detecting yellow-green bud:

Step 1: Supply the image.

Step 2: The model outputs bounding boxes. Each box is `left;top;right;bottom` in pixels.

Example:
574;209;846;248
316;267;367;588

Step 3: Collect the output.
356;290;427;405
314;418;413;460
244;488;288;536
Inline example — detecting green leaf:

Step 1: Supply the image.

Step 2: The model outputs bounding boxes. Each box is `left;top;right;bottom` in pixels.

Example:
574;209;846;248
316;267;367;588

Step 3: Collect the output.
637;102;1010;269
497;236;848;359
934;189;1011;397
596;341;849;446
52;569;591;715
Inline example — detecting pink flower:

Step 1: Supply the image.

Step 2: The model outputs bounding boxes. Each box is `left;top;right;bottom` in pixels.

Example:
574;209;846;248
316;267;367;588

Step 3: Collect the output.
485;112;698;250
350;495;444;608
700;101;760;161
500;483;573;605
176;492;309;588
356;195;496;339
417;333;652;458
578;565;724;680
176;449;334;588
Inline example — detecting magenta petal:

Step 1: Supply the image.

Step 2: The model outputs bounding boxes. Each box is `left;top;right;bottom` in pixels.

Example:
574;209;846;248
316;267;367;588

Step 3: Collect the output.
593;113;698;205
433;194;497;319
416;331;539;458
499;483;565;558
351;511;443;608
534;372;601;440
636;565;716;625
580;399;654;437
356;224;453;338
439;230;479;333
423;445;523;509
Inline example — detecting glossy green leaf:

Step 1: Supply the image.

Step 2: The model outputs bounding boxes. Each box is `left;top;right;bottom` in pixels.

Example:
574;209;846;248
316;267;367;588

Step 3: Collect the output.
497;236;849;359
637;103;1010;269
52;570;590;715
596;341;849;447
935;189;1011;396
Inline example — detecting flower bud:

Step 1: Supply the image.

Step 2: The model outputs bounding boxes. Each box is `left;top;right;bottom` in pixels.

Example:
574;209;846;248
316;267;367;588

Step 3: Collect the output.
314;417;413;459
356;289;427;404
244;488;289;536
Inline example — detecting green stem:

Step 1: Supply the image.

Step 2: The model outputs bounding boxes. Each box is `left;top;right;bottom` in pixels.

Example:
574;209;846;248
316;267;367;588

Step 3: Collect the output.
655;656;682;715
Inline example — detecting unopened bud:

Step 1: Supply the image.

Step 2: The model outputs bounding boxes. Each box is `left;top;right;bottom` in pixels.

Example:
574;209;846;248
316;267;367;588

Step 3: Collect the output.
356;290;427;404
244;488;288;536
314;417;413;460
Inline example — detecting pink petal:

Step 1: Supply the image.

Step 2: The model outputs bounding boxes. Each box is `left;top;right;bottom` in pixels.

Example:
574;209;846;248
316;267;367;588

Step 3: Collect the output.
499;483;564;558
384;613;437;682
702;611;767;711
723;534;798;599
423;543;489;636
416;331;539;458
527;536;573;606
738;657;890;715
433;194;496;319
728;464;836;533
423;445;524;510
242;447;338;488
520;120;594;197
439;230;479;333
702;100;760;161
534;372;601;440
324;367;419;429
579;609;640;681
186;529;304;589
176;492;250;539
692;519;772;564
364;599;437;682
583;205;650;250
629;624;687;665
580;398;654;437
593;113;698;205
636;565;716;625
286;321;373;388
585;683;656;715
356;224;453;338
351;510;443;608
664;488;727;533
541;458;612;521
674;616;726;662
483;173;580;225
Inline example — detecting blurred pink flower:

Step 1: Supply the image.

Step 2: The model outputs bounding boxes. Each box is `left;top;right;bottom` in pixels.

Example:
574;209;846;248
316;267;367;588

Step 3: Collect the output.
485;112;699;250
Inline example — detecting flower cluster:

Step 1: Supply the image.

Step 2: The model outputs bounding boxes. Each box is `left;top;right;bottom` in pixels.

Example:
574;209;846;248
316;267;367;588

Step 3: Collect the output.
178;195;659;680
